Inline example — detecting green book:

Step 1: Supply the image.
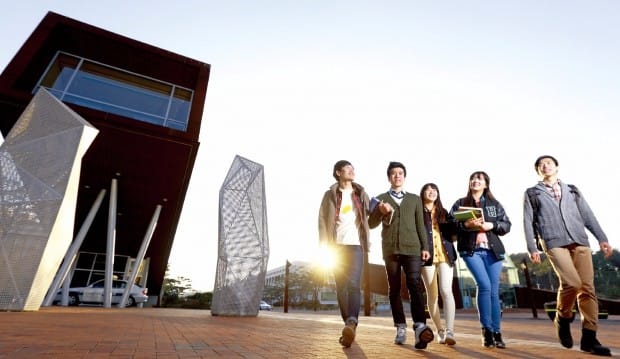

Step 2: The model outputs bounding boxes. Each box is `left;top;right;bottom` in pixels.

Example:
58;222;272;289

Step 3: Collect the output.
453;207;484;222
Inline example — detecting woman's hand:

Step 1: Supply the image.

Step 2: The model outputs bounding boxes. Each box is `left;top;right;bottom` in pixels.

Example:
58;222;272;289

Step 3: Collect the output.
465;217;484;230
480;222;494;231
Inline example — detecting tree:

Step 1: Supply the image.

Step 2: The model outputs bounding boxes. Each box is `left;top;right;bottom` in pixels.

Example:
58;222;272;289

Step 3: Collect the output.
161;265;194;306
262;278;284;306
510;249;620;300
593;249;620;299
263;264;332;309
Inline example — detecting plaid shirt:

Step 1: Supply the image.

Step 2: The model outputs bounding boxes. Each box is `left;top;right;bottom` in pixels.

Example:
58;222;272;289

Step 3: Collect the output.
544;180;562;202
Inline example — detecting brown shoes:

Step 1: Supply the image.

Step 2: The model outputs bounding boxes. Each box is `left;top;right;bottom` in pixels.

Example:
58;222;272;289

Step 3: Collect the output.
339;320;357;348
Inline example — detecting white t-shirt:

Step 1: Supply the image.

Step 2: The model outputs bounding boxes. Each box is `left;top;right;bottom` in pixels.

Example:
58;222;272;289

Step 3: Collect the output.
336;188;360;245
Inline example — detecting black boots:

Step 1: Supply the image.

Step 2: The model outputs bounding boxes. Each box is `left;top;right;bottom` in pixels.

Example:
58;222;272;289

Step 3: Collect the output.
580;328;611;356
481;328;494;348
554;315;610;356
555;315;573;348
493;332;506;349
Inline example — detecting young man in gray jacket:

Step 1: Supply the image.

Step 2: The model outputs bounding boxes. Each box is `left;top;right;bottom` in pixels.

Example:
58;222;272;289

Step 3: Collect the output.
523;155;613;356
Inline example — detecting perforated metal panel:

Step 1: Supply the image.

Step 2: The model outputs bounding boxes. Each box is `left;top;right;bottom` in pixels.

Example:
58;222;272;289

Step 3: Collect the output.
0;88;98;311
211;155;269;316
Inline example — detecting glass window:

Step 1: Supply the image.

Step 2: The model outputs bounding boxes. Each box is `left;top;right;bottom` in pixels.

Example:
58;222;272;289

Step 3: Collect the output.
70;252;133;287
37;52;193;132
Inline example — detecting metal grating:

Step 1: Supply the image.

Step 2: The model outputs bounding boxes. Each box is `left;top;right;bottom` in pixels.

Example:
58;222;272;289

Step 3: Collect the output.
0;88;98;311
211;155;269;316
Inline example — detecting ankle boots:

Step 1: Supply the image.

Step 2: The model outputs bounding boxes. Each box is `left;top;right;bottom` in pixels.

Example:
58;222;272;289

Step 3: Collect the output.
493;331;506;349
554;314;610;356
481;328;506;349
481;328;494;348
555;315;574;348
581;328;611;356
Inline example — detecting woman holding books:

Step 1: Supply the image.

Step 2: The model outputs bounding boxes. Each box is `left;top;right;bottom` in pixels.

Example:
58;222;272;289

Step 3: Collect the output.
450;171;511;349
419;183;458;345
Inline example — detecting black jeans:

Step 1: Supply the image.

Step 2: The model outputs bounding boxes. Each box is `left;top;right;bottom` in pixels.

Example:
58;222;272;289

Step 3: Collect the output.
384;254;427;326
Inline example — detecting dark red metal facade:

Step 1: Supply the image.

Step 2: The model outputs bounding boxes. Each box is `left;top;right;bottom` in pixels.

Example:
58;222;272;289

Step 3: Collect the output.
0;12;210;301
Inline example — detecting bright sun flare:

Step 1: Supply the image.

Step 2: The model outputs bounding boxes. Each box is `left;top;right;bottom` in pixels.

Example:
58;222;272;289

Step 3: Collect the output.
315;245;337;271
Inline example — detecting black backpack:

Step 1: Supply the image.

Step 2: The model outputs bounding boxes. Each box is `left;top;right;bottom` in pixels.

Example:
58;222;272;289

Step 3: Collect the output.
526;184;579;251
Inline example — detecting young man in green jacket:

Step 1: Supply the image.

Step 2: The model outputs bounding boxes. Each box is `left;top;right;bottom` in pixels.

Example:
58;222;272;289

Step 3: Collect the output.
369;161;433;349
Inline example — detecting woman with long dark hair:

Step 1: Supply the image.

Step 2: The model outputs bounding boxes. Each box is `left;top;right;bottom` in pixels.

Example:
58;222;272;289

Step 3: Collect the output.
450;171;511;349
420;183;458;345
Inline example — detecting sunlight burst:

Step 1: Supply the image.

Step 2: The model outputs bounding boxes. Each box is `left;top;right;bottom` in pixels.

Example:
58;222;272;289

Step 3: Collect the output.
315;245;337;271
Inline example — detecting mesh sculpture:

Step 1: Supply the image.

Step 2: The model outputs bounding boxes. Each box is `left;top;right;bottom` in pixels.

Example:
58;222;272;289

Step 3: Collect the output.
0;88;98;311
211;155;269;316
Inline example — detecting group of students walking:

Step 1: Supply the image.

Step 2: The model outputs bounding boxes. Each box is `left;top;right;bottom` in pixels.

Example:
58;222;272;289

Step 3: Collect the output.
318;156;612;356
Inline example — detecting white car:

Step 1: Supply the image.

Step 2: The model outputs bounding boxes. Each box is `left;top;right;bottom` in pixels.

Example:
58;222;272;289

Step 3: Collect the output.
259;300;272;310
54;279;148;307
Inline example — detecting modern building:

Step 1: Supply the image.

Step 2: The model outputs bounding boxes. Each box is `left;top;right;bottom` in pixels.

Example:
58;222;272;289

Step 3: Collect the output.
264;261;342;307
265;257;522;310
0;11;210;304
455;256;521;309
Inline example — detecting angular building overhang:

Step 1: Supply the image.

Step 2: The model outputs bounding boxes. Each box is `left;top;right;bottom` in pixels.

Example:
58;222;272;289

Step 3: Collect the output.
0;11;210;300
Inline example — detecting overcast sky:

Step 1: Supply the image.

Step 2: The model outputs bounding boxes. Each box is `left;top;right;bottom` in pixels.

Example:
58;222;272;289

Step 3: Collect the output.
2;1;619;292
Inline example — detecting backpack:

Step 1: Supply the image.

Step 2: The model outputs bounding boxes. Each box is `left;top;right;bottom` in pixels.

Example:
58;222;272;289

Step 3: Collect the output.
526;184;579;251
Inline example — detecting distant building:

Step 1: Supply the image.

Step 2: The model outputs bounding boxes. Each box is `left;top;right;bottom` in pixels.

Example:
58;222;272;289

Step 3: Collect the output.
265;257;522;309
265;261;308;288
265;261;384;307
455;256;521;309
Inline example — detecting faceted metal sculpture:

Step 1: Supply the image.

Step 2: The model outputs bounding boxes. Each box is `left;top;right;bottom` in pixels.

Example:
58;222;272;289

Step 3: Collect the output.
0;88;98;311
212;155;269;316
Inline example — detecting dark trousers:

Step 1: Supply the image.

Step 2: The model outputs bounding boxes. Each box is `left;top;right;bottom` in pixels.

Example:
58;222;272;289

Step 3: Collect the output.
333;244;363;324
384;254;426;326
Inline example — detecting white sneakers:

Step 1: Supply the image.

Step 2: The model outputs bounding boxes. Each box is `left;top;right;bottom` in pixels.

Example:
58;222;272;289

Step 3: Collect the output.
414;323;434;349
394;324;407;344
437;328;456;345
437;329;446;344
395;323;447;349
444;329;456;346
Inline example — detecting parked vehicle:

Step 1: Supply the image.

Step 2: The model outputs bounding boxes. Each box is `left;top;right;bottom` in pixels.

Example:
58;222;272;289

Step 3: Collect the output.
54;279;148;307
259;300;272;310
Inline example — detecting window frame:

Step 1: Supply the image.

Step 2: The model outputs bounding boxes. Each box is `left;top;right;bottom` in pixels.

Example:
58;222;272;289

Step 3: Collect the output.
35;51;194;132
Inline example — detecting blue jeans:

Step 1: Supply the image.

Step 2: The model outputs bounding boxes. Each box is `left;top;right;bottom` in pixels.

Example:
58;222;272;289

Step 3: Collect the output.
333;245;363;324
462;248;503;332
384;254;427;326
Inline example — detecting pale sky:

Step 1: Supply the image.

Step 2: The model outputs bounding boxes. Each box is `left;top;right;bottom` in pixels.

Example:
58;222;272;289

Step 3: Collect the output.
1;1;619;292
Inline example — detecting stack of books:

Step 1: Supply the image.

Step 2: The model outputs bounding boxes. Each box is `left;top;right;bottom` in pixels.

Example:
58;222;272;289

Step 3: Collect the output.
453;206;484;221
